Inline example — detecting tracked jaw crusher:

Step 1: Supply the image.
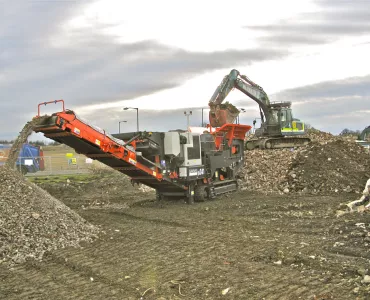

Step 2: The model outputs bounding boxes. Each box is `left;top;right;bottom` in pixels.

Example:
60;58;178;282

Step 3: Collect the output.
33;100;251;204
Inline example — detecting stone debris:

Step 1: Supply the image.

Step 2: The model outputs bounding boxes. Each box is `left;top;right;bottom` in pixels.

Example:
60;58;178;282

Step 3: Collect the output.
0;119;99;265
0;166;99;265
138;184;155;193
362;275;370;284
241;129;370;195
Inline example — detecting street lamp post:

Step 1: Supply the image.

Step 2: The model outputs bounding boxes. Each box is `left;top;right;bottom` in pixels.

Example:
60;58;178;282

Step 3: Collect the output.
253;117;261;132
184;111;192;130
237;108;246;124
201;108;204;127
118;120;127;133
201;107;209;127
184;111;192;140
123;107;139;132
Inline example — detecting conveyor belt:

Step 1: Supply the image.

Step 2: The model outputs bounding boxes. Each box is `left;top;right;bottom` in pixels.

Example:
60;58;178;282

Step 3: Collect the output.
33;110;186;194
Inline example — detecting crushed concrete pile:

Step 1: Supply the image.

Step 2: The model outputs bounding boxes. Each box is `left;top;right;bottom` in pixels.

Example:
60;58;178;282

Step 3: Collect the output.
304;128;357;144
240;148;298;194
281;139;370;194
241;130;370;195
0;166;99;265
304;128;335;143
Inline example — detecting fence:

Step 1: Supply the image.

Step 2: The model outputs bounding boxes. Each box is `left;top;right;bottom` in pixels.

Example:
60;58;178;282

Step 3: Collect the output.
18;155;109;176
14;141;370;176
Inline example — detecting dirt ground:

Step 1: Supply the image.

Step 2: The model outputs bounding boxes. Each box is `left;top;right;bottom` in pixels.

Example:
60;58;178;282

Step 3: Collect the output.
1;174;370;300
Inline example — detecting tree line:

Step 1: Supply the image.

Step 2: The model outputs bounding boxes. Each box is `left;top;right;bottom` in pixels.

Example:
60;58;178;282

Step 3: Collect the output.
0;140;60;146
339;129;362;136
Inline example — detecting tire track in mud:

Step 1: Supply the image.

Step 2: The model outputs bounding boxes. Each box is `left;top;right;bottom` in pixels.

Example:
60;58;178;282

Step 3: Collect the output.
1;194;367;299
108;210;188;228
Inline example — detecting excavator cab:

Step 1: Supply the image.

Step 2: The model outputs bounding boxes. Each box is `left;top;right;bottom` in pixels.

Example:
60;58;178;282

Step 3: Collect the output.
269;102;305;136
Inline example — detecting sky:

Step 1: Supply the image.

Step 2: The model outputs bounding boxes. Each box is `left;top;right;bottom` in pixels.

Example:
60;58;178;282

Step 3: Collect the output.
1;0;370;141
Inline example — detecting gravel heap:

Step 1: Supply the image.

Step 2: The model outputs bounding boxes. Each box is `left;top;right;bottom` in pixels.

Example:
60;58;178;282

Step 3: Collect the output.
1;118;99;265
240;130;370;195
0;166;99;265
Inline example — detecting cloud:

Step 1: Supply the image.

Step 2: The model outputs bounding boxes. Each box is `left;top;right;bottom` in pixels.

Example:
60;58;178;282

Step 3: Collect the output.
68;105;257;135
28;74;370;142
2;0;369;142
272;75;370;133
0;1;287;140
245;0;370;46
275;74;370;100
1;38;285;108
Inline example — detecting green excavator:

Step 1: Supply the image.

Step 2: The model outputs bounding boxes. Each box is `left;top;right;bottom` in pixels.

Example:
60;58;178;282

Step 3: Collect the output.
208;69;310;149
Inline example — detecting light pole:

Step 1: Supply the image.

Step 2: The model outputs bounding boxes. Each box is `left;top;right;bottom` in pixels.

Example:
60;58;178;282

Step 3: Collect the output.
184;111;192;140
201;107;209;127
118;120;127;133
123;107;139;132
237;108;246;124
253;117;261;132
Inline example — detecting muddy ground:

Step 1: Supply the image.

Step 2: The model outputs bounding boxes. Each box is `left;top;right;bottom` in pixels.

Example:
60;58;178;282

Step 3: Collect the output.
1;174;370;299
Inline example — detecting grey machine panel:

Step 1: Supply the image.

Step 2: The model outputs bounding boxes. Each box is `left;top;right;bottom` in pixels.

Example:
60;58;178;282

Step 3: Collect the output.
180;133;202;167
164;132;181;157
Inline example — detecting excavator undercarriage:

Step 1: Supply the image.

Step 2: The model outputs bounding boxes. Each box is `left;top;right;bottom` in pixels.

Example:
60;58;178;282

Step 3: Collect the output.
245;136;311;150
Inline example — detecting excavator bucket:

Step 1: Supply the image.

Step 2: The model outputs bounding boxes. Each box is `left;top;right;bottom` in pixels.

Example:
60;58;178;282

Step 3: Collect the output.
209;107;239;127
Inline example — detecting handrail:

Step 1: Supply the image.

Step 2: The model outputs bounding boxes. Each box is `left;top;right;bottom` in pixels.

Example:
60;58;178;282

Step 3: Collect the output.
37;100;65;117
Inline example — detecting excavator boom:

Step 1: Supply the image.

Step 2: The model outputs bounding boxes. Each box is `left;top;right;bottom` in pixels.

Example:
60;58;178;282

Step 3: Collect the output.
208;69;279;135
209;70;268;105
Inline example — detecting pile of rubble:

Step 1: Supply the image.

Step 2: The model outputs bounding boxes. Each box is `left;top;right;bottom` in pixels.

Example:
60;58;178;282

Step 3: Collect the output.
0;119;98;265
241;130;370;195
0;166;99;265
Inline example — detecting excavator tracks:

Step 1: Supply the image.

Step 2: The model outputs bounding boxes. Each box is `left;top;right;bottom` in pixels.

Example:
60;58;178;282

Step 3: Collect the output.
245;136;311;150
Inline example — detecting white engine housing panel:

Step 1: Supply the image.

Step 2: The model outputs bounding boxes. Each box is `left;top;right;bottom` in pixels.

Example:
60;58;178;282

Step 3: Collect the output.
164;132;181;157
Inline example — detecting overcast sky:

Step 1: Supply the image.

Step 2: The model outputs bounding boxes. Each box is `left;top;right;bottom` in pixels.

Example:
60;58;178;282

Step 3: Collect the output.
1;0;370;141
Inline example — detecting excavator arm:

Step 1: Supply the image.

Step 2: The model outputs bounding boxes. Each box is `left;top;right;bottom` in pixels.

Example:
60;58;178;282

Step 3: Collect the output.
208;69;280;135
209;69;269;107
